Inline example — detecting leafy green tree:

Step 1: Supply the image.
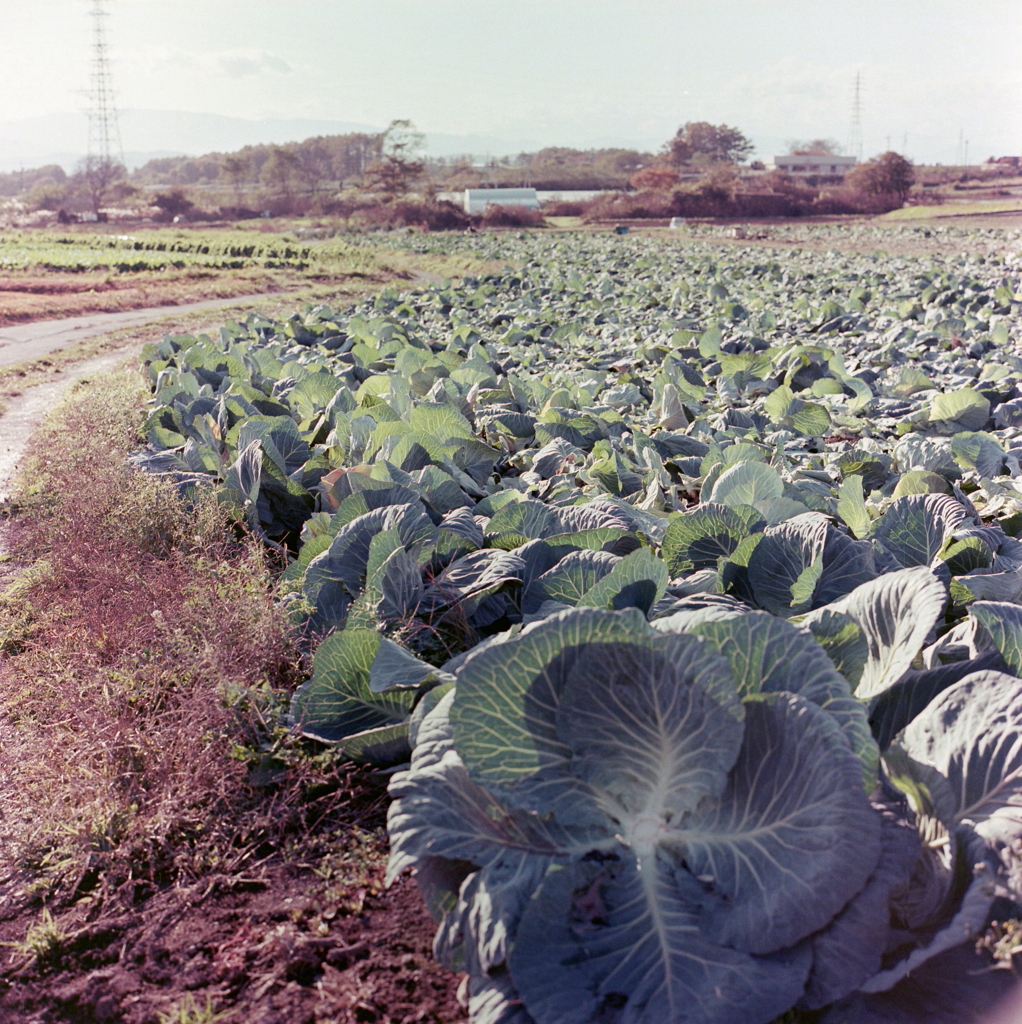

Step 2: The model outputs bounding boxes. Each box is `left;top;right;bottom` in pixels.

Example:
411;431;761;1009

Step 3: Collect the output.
666;122;753;166
846;151;915;202
698;161;741;200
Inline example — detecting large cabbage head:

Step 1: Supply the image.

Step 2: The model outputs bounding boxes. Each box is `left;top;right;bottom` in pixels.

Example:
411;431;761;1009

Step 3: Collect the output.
387;607;898;1024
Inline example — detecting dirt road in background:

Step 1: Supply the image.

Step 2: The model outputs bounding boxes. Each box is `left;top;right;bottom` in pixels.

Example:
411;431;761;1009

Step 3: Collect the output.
0;292;280;370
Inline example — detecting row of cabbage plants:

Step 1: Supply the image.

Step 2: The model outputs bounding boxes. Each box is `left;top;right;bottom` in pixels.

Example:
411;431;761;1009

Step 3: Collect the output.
136;228;1022;1023
0;231;376;273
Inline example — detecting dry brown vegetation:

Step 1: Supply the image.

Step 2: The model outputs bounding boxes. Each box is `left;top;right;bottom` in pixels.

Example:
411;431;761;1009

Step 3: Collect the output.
0;265;314;327
0;370;464;1023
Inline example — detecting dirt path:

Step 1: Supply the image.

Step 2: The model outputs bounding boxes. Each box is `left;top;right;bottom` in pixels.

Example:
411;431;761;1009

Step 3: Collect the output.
0;345;140;509
0;292;284;370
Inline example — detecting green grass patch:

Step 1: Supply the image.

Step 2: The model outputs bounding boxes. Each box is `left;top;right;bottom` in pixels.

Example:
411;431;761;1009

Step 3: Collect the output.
881;198;1022;220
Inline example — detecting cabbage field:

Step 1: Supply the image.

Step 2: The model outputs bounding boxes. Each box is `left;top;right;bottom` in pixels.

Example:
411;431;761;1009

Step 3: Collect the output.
0;230;376;273
136;226;1022;1023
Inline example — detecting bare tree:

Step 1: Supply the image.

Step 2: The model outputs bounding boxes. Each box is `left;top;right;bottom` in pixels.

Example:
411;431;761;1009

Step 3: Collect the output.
220;154;250;207
75;155;128;214
364;119;426;195
787;138;842;155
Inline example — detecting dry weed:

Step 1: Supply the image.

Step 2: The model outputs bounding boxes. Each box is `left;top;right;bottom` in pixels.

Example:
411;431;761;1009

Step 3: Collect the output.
0;367;380;918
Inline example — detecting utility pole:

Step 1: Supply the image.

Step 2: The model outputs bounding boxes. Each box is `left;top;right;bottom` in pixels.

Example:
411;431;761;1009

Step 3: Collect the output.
87;0;123;168
849;73;862;161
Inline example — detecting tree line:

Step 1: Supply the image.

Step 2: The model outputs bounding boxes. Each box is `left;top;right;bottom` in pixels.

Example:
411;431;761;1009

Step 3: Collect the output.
6;117;918;218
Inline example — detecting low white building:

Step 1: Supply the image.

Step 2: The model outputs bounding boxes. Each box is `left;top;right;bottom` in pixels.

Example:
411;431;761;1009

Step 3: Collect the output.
464;187;539;214
766;155;857;177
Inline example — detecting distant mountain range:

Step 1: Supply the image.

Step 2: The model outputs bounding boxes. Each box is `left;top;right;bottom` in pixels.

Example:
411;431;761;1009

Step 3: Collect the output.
0;109;548;173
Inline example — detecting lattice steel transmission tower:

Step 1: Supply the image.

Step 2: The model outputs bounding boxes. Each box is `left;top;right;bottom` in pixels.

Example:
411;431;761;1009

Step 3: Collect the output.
848;72;863;161
87;0;123;167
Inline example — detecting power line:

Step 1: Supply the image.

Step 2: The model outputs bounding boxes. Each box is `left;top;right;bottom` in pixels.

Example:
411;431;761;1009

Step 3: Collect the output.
87;0;123;167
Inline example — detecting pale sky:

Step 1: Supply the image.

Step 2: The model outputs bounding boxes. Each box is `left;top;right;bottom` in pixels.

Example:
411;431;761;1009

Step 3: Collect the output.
1;0;1020;164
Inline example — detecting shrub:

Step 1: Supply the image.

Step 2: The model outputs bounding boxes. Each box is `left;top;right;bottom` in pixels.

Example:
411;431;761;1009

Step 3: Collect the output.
350;199;470;232
541;200;587;217
628;165;682;190
582;189;675;221
846;152;915;208
474;204;547;228
0;369;311;896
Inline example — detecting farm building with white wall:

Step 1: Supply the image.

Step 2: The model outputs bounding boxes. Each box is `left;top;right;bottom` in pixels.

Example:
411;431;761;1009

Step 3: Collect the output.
766;155;857;177
464;188;539;214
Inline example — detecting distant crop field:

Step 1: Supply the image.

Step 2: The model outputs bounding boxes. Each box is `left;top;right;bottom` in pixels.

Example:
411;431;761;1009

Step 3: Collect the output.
0;230;377;274
0;227;491;326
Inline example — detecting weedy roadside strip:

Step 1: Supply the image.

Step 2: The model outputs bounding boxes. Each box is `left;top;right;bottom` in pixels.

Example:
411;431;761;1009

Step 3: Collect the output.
0;367;446;1021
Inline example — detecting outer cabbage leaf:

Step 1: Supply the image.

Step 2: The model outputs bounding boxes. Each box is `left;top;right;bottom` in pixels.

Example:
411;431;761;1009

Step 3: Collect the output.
505;692;879;1024
822;940;1018;1024
450;608;654;796
308;503;436;594
453;614;740;828
857;830;1005;996
804;567;947;700
554;638;745;826
971;601;1022;675
868;651;1008;751
679;611;877;783
388;692;610;977
798;800;920;1009
872;494;969;568
290;629;416;756
650;594;751;631
676;694;880;954
421;549;526;620
465;972;537;1024
746;512;875;616
929;388;991;433
836;474;872;539
521;549;618;614
368;636;455;693
706;460;784;509
660;503;762;576
575;546;669;615
901;670;1022;847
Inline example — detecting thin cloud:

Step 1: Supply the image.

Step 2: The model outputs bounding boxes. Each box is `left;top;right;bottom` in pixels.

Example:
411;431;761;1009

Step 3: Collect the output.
217;50;293;78
142;48;296;79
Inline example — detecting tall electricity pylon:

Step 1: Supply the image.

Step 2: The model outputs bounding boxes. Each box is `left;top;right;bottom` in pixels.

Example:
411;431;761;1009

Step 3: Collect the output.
848;72;863;161
87;0;123;166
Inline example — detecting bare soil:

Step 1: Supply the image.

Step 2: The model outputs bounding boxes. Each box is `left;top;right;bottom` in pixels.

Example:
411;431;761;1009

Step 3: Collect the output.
0;844;463;1024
